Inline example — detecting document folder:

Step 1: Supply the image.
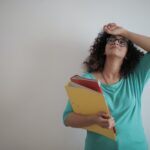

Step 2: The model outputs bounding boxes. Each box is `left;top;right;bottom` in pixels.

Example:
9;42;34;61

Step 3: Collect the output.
65;81;116;140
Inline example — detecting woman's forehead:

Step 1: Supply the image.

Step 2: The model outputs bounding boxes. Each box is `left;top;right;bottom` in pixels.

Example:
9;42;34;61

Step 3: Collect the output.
110;35;127;40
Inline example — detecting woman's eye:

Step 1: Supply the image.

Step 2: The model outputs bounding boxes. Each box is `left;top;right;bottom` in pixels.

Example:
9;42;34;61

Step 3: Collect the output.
119;40;125;44
110;39;115;42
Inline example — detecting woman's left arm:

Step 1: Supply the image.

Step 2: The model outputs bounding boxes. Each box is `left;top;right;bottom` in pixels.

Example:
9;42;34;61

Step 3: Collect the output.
122;31;150;52
103;23;150;52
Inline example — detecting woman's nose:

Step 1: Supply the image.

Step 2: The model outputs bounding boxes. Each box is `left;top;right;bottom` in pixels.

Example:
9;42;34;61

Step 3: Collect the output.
112;40;119;45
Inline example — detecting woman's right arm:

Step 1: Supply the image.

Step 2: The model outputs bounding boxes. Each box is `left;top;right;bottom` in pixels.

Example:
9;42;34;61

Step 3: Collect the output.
64;112;115;129
64;112;97;128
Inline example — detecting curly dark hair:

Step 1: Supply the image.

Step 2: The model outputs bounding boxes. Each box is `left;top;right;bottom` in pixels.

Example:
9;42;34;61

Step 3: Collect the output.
83;31;144;78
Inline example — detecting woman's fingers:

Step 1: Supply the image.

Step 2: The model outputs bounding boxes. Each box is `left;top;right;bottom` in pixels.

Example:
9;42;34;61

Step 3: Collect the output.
97;112;115;129
107;23;117;27
107;117;115;129
98;112;110;119
107;23;117;28
104;23;118;31
99;118;115;129
103;23;123;35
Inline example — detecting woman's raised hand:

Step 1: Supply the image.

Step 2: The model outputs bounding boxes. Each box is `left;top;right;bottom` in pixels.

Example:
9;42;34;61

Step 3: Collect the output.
103;23;127;36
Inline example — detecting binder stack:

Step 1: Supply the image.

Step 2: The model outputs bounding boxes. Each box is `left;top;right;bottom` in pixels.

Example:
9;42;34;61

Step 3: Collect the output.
65;75;116;140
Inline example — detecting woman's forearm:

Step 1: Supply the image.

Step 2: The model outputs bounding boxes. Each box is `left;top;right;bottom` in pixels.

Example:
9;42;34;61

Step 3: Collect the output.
103;23;150;51
64;112;97;128
64;112;115;129
122;30;150;52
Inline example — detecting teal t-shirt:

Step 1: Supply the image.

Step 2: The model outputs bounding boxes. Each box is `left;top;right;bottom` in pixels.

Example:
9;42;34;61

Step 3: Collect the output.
63;52;150;150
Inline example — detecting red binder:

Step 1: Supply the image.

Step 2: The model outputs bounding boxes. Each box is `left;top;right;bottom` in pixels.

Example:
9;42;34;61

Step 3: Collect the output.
70;75;102;93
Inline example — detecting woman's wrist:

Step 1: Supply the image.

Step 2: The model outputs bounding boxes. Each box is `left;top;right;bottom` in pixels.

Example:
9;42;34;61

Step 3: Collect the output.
87;114;98;124
121;29;130;38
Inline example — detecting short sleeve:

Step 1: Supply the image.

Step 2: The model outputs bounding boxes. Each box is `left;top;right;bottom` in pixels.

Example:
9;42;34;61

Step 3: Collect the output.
134;52;150;90
81;72;93;79
62;100;73;125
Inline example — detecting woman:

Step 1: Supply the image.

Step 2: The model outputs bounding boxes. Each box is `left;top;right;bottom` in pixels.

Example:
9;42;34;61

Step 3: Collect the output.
63;23;150;150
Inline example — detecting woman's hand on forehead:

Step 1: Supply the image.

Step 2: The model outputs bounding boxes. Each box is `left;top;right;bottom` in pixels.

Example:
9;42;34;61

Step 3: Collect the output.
103;23;127;37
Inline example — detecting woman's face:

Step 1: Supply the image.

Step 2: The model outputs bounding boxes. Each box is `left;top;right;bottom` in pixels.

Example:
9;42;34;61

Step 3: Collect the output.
105;35;128;59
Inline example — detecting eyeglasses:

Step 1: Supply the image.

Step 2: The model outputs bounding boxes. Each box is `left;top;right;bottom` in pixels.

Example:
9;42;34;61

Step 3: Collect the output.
106;37;128;47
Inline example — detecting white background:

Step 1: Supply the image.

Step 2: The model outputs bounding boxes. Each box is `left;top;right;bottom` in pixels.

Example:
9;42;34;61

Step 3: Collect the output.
0;0;150;150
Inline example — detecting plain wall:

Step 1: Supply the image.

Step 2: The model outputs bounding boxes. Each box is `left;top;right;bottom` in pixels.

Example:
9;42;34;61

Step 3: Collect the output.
0;0;150;150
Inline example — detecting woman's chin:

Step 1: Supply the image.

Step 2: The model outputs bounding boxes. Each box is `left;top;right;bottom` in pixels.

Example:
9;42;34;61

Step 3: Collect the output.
106;53;124;59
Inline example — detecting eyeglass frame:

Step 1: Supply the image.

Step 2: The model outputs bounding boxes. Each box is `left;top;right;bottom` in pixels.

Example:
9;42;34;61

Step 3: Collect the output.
106;36;129;47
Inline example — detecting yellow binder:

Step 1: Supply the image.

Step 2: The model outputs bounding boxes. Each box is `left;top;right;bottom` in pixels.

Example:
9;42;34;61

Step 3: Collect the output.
65;81;116;141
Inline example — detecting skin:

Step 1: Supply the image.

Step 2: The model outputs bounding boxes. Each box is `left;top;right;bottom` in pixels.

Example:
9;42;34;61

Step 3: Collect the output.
93;35;128;85
65;23;150;129
103;23;150;51
93;22;150;85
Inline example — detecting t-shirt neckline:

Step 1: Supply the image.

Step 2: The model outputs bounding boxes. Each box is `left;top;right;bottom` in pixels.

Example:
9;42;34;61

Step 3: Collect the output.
89;72;123;88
